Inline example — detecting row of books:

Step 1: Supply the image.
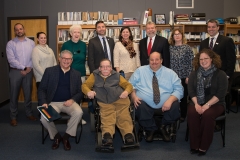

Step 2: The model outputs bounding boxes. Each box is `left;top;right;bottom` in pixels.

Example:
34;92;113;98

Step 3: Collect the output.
226;34;240;42
184;30;224;41
58;11;125;25
142;29;172;40
58;27;141;43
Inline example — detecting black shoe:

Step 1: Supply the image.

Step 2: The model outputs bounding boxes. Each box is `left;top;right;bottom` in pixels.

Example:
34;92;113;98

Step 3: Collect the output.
159;125;170;142
102;132;113;146
214;124;222;132
52;137;62;150
124;133;134;145
190;149;199;154
198;150;206;156
146;130;155;142
170;122;177;137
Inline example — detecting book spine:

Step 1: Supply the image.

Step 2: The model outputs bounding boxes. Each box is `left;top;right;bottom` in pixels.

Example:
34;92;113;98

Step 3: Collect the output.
123;21;138;25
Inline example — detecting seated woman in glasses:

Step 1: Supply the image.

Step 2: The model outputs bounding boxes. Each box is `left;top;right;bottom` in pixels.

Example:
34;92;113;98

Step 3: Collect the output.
187;49;228;156
61;24;87;124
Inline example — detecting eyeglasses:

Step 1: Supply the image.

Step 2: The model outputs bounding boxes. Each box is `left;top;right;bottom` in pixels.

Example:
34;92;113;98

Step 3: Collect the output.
100;65;111;69
174;33;182;36
61;57;72;61
199;58;210;61
73;50;80;54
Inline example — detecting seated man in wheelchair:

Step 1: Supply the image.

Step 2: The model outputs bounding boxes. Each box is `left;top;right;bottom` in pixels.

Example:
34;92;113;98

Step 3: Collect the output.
82;59;136;148
129;52;183;142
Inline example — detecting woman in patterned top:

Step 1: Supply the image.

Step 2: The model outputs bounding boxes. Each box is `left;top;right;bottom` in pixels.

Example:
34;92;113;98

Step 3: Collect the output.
113;26;140;80
169;29;194;122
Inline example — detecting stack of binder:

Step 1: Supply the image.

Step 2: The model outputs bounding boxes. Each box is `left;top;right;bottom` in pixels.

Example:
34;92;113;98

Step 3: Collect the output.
190;13;206;24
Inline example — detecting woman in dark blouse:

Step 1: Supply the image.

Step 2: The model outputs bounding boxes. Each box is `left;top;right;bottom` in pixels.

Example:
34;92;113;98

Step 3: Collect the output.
169;29;194;122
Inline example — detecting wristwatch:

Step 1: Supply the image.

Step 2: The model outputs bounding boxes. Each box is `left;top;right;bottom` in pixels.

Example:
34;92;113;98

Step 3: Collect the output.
24;67;27;71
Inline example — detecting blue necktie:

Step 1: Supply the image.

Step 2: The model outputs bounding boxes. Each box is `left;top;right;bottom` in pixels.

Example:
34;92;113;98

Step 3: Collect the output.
102;37;108;59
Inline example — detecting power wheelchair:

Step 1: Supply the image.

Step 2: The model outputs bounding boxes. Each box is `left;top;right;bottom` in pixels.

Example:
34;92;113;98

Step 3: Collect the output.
89;98;140;153
137;108;180;143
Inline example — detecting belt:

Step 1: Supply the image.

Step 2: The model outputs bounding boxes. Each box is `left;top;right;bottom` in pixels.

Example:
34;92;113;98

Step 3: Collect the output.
10;67;21;70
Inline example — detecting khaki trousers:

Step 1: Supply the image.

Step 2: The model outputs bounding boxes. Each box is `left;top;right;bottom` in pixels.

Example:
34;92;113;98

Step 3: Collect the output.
98;98;133;139
40;102;83;139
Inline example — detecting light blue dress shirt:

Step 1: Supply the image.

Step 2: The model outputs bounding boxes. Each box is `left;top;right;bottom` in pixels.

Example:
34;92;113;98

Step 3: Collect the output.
129;65;183;109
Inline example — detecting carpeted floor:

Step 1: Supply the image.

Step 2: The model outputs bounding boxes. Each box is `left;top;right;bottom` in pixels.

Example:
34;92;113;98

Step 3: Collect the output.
0;102;240;160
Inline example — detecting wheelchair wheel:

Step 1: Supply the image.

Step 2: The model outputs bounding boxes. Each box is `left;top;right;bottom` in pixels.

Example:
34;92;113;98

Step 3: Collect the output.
137;128;143;142
90;112;95;132
171;135;176;143
97;132;102;146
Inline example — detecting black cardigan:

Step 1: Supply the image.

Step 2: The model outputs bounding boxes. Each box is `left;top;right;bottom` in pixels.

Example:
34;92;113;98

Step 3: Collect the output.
188;69;228;106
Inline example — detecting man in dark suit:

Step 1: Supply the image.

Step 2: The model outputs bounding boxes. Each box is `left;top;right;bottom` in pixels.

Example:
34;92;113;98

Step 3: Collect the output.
139;21;170;67
88;20;115;73
38;50;83;151
200;19;236;78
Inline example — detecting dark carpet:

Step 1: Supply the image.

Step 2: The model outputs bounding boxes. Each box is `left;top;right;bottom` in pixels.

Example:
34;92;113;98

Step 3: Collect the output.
0;103;240;160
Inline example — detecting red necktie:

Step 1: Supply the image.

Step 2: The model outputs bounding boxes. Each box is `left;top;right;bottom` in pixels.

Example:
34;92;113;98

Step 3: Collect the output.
147;38;152;56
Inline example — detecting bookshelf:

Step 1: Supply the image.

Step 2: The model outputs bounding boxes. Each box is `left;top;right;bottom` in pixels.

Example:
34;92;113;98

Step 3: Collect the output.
140;24;184;40
224;24;240;44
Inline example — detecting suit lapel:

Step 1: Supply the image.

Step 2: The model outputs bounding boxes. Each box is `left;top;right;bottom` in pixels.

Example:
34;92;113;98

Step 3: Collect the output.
143;37;148;53
213;35;222;51
151;35;159;52
95;37;104;53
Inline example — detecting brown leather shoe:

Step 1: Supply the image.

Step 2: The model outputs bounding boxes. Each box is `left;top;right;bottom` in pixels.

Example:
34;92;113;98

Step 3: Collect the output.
27;116;37;121
10;119;17;126
63;139;71;151
52;138;62;150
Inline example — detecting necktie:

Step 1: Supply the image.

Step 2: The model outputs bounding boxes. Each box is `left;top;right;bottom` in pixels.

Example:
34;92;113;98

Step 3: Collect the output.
209;38;214;50
102;37;108;59
152;72;160;104
147;38;152;56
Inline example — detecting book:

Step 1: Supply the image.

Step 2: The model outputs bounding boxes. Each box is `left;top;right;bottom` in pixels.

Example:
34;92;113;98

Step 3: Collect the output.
191;13;206;17
123;20;138;25
37;105;61;122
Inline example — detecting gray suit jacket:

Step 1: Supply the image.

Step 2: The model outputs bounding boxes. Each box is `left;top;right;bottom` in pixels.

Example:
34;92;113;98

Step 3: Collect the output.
38;65;82;105
88;36;115;73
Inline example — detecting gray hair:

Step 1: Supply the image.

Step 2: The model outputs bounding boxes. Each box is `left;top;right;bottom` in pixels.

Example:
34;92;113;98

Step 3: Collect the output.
69;24;82;33
60;50;73;58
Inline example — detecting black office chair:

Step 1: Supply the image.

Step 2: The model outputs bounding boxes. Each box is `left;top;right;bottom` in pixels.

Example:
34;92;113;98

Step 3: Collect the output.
229;72;240;113
185;112;226;147
41;113;83;144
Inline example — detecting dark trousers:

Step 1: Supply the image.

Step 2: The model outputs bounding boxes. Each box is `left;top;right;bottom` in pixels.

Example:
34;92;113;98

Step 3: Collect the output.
9;69;33;119
187;103;225;150
135;100;180;131
180;78;188;118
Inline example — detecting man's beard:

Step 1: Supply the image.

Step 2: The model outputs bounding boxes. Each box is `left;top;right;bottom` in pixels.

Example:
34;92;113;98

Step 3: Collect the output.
16;32;25;38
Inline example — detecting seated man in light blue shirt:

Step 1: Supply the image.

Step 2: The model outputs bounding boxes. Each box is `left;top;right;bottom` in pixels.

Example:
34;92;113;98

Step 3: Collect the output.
129;52;183;142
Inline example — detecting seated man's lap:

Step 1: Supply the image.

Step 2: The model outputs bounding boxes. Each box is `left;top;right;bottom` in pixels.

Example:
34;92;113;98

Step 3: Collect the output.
50;102;83;116
136;100;180;129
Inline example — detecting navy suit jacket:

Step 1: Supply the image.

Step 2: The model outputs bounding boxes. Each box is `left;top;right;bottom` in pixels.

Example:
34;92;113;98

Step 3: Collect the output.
88;36;115;73
38;65;82;105
139;35;170;67
200;35;236;77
